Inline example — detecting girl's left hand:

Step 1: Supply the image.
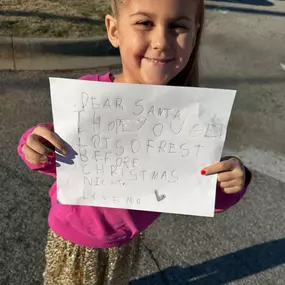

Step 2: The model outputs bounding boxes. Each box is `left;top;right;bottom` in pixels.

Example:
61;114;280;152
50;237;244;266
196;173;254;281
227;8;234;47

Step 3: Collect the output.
202;157;246;194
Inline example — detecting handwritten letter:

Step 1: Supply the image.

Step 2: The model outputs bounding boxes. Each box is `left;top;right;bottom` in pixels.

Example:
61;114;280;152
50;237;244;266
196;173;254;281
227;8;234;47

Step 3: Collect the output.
49;78;236;217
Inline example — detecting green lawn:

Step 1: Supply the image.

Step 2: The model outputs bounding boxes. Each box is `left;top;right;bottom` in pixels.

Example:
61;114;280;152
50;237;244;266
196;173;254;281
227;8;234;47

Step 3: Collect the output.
0;0;112;38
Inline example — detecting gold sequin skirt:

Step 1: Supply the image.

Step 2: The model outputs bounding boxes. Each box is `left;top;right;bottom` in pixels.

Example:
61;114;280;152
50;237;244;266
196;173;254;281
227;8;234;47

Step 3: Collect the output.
43;229;141;285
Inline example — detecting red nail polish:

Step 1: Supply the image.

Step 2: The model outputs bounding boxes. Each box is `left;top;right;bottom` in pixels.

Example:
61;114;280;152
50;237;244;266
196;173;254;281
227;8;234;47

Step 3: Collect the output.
40;161;45;166
47;152;54;158
201;169;206;175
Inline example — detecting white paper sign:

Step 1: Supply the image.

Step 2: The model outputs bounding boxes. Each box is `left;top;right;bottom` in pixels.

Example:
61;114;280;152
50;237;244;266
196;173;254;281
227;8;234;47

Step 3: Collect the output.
49;78;236;217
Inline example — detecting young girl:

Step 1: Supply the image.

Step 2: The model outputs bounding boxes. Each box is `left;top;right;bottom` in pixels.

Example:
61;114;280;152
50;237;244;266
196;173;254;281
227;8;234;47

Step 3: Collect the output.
18;0;251;284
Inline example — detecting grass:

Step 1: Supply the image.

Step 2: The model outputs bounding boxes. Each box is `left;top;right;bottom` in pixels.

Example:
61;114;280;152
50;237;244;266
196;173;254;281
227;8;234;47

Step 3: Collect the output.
0;0;112;38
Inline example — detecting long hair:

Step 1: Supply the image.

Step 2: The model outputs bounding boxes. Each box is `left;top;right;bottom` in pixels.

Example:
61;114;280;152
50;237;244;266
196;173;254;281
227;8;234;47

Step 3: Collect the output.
168;0;204;87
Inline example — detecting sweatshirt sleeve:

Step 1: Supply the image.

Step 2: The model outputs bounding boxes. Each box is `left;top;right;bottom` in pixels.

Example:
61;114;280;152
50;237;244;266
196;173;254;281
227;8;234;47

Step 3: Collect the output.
17;76;101;179
215;166;252;213
17;123;56;178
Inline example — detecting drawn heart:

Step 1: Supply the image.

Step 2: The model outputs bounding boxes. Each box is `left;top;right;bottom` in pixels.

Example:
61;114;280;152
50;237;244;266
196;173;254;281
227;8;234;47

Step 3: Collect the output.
154;189;166;202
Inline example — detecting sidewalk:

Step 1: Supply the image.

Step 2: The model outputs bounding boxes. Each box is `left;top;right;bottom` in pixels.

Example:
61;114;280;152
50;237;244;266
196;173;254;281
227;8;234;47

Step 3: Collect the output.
0;0;284;71
0;36;121;71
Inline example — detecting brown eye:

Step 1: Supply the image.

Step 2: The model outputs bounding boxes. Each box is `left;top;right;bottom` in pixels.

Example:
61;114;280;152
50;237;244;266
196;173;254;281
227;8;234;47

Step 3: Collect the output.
136;21;154;28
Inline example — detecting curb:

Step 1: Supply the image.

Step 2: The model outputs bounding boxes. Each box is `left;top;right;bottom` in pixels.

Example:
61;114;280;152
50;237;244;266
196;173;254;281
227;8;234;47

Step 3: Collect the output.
0;35;121;71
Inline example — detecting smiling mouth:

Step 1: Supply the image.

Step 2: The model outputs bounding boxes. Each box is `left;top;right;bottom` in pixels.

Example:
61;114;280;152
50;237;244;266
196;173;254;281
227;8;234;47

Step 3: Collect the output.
144;57;174;64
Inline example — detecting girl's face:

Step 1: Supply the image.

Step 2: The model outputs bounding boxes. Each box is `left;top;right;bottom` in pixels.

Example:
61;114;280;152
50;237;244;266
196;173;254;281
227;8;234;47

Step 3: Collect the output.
106;0;199;85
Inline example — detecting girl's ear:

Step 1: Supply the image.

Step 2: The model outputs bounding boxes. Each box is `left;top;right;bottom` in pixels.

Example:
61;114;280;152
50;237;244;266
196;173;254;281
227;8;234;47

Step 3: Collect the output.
105;15;119;48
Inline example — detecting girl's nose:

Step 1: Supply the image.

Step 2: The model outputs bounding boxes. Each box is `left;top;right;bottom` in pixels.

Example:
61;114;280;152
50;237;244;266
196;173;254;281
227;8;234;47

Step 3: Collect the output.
151;26;171;52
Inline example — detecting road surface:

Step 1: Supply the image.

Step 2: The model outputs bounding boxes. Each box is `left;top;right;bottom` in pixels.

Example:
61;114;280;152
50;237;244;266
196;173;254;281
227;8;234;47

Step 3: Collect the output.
1;1;285;284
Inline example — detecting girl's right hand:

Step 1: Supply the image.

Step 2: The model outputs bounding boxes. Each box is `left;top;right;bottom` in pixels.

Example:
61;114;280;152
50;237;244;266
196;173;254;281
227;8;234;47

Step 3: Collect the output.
22;125;67;166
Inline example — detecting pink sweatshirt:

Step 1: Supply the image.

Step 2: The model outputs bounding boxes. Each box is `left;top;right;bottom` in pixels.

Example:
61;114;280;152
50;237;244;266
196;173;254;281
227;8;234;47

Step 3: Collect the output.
17;72;252;248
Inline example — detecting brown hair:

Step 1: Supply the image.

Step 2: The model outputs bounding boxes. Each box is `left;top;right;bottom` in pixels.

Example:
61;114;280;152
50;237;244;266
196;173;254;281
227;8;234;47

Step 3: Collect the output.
111;0;125;15
111;0;204;87
168;0;204;87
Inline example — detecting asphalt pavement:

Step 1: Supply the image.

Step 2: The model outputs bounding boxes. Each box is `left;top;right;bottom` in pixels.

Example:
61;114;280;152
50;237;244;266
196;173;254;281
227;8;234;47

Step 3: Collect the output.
1;1;285;285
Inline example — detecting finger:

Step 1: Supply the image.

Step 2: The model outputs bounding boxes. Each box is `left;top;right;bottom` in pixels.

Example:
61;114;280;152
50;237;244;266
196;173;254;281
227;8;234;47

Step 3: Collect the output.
217;171;238;183
38;125;55;149
203;160;234;175
23;144;47;166
33;126;67;154
26;134;55;157
38;137;55;150
39;124;54;132
222;186;242;194
220;179;243;189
